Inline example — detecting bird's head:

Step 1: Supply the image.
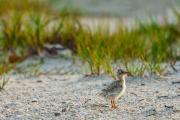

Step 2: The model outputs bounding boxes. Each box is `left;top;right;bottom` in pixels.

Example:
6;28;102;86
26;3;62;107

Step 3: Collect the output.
117;69;131;80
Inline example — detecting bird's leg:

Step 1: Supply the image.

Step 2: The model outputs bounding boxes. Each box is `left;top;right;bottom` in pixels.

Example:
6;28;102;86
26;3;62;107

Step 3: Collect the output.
111;99;117;109
113;101;117;109
111;99;114;108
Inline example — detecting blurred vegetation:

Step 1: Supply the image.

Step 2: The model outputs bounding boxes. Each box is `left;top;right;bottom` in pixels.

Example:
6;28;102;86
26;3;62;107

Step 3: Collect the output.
0;75;9;91
0;0;179;77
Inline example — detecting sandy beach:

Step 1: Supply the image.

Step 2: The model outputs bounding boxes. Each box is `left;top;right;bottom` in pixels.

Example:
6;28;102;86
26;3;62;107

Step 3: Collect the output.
0;57;179;120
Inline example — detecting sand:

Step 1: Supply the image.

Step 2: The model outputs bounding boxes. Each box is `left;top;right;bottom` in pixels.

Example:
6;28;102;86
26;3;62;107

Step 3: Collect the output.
0;56;180;120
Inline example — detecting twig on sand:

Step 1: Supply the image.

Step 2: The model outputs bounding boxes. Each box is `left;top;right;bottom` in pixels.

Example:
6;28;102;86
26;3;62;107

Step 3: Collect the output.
171;81;180;84
170;61;178;72
158;75;180;80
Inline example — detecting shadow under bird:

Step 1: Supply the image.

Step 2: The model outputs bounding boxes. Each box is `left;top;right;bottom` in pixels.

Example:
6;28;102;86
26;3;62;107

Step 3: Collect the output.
100;69;131;109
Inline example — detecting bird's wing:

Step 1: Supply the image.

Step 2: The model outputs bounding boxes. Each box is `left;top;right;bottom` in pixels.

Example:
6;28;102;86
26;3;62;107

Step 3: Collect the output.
100;80;122;98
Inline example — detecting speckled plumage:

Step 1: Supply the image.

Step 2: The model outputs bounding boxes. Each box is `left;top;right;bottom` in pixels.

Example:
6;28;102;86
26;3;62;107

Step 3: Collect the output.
100;80;123;99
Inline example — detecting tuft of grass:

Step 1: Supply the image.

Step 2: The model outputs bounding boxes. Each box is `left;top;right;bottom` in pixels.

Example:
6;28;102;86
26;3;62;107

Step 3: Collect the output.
25;14;51;56
0;75;9;91
124;60;146;76
0;14;26;54
0;64;14;75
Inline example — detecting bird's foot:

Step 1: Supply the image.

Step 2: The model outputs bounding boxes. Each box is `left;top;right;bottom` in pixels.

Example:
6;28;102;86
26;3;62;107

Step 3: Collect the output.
111;99;117;109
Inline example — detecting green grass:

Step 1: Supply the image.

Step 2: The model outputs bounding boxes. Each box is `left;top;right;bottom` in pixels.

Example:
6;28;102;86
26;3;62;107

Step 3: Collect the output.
0;0;179;77
0;75;9;91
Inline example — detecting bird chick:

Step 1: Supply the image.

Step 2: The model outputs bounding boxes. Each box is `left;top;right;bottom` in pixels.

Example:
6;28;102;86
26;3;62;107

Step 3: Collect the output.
100;69;131;109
